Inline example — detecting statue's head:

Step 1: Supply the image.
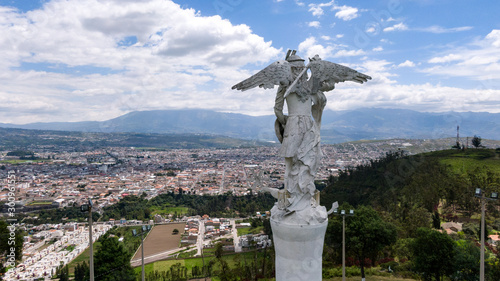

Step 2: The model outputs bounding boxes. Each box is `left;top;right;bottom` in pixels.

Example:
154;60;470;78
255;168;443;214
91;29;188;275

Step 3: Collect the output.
286;54;305;68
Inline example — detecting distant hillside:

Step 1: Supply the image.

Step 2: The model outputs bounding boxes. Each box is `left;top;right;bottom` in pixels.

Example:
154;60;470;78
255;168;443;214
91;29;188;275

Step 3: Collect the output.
0;127;272;150
0;109;276;141
321;108;500;143
1;108;500;143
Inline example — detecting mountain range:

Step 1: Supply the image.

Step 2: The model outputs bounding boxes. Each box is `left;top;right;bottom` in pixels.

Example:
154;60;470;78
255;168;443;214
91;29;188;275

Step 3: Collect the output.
1;108;499;144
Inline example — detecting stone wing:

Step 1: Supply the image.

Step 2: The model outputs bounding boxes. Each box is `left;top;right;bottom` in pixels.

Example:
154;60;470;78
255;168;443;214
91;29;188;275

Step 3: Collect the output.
310;59;371;92
232;60;293;91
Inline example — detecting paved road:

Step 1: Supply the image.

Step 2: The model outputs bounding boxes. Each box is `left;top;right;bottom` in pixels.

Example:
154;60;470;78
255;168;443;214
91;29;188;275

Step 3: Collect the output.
231;219;242;252
195;219;205;256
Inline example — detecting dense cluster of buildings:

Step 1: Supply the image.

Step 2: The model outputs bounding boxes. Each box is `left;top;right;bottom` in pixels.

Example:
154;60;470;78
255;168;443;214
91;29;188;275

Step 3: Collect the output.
181;216;233;246
5;224;111;280
1;139;448;213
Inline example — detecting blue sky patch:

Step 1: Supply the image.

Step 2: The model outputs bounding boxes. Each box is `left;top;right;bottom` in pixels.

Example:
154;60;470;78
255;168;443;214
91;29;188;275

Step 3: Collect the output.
14;62;123;76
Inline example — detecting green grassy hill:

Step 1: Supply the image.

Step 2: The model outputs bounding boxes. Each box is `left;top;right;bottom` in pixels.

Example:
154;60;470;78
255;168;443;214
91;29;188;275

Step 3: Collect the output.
429;148;500;175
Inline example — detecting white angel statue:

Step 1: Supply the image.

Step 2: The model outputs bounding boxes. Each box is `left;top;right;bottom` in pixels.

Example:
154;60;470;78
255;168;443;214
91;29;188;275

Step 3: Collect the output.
232;50;371;223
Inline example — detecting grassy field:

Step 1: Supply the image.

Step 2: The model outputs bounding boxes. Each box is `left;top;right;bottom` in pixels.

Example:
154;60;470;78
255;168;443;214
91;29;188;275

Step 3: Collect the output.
67;242;101;274
26;201;53;206
237;226;264;236
133;250;267;277
150;206;190;216
425;149;500;174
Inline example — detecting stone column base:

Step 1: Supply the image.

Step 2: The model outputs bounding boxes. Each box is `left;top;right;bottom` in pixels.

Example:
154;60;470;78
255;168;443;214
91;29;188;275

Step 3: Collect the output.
271;218;328;281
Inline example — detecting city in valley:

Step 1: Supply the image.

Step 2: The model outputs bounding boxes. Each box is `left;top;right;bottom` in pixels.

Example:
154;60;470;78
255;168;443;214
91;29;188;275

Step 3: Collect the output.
1;138;497;280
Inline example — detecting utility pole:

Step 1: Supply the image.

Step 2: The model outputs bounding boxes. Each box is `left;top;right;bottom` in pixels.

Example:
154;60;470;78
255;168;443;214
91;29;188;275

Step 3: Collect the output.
480;195;485;281
475;188;498;281
89;204;93;281
133;225;151;281
81;199;94;281
333;208;354;281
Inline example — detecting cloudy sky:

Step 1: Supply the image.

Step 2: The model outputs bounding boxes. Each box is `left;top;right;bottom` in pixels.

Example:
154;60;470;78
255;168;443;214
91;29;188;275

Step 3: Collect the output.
1;0;499;124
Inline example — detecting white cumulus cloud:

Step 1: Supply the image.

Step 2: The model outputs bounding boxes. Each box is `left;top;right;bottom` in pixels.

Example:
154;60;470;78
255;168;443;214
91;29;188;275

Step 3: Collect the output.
308;1;334;17
333;5;359;21
308;1;359;21
383;23;408;32
298;36;335;59
422;30;500;81
428;54;463;64
0;0;281;123
398;60;415;67
308;21;321;28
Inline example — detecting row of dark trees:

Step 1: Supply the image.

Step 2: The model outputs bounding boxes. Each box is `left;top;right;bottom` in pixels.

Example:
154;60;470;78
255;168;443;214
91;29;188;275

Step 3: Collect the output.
100;190;275;222
18;188;275;226
323;203;493;280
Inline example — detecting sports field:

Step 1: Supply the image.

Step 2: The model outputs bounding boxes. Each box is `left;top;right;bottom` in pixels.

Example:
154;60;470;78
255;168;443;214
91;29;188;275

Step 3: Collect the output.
132;223;184;260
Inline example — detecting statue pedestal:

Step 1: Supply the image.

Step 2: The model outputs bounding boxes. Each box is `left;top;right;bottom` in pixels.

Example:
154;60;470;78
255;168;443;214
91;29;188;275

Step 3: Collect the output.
271;218;327;281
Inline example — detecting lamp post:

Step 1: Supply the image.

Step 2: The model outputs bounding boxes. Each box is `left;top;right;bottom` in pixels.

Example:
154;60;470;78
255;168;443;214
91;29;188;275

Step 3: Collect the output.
475;188;498;281
80;199;94;281
133;225;151;281
334;208;354;281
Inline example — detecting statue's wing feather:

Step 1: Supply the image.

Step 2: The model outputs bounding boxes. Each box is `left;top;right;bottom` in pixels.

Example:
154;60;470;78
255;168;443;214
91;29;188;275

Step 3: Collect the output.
232;60;293;91
310;60;371;92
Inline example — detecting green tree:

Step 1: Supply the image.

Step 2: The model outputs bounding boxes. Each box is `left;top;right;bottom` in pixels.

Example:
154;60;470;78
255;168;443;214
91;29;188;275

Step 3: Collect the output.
326;205;397;279
472;135;482;148
262;218;272;238
349;205;397;279
450;240;480;281
57;264;69;281
94;234;136;280
216;259;235;281
411;227;456;281
214;242;224;260
392;238;413;262
396;205;432;238
74;261;89;281
432;211;441;229
0;221;24;266
487;243;500;280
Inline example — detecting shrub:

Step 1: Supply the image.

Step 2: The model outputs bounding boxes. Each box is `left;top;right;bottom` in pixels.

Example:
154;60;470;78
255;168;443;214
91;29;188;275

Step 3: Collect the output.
380;260;399;270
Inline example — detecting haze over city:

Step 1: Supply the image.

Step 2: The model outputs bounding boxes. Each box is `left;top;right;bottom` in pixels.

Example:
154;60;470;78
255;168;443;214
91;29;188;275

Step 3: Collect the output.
1;0;500;125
